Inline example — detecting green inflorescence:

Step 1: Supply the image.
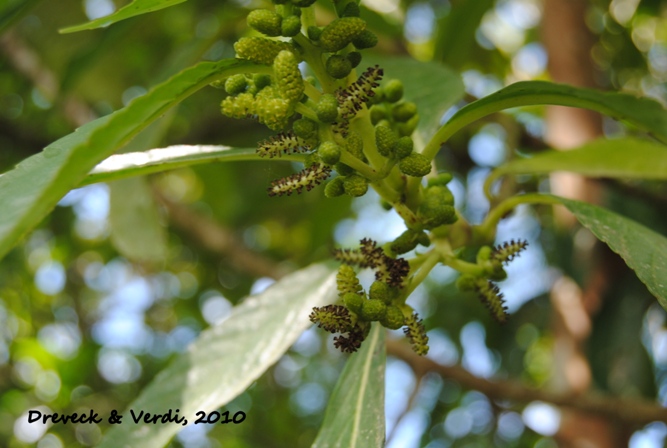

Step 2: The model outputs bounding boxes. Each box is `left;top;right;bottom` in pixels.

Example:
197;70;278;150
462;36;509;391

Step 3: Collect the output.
216;0;529;354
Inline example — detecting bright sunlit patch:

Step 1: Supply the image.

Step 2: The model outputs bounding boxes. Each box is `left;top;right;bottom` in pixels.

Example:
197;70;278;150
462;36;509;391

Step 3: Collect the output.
460;321;497;378
250;277;275;295
14;407;51;443
405;3;435;43
512;43;548;79
84;0;115;20
35;261;66;295
522;401;561;436
364;0;400;14
630;422;667;448
97;349;142;384
199;290;232;325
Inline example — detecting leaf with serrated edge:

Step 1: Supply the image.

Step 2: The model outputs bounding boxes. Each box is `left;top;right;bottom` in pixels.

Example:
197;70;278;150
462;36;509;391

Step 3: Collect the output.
554;197;667;310
312;323;385;448
0;59;264;263
98;262;337;448
486;138;667;197
60;0;187;33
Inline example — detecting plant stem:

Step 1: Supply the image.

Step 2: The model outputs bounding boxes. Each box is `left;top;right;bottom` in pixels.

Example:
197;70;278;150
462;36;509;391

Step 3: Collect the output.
293;33;338;94
295;103;319;121
404;250;440;297
475;193;562;240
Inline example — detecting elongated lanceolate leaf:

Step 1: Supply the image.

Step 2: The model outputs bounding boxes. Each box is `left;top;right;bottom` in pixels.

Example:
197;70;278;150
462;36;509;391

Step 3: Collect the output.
422;81;667;159
312;323;386;448
485;138;667;197
556;197;667;311
81;145;304;186
0;58;263;262
60;0;187;33
98;262;338;448
514;195;667;311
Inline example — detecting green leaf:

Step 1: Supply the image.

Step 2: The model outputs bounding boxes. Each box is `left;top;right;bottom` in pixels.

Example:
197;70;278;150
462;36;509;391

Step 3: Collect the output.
0;58;264;263
109;177;168;263
312;323;386;448
422;81;667;159
511;195;667;311
365;56;464;144
80;145;303;186
486;138;667;197
433;0;494;69
108;113;174;263
60;0;187;33
555;197;667;311
98;262;338;448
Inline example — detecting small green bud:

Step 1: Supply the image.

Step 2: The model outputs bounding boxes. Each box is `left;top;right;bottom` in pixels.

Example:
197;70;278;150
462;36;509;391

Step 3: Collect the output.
335;162;355;176
384;79;404;103
343;292;364;314
320;17;367;52
318;141;342;165
274;50;305;104
376;119;391;129
281;15;302;37
369;105;387;125
324;176;346;198
343;174;368;197
369;87;385;104
380;200;392;211
424;185;454;205
326;54;353;79
380;306;405;330
390;229;429;254
304;152;321;167
375;124;398;157
221;92;256;119
337;264;363;296
394;137;414;159
247;9;283;37
476;246;493;263
344;131;364;160
341;2;360;17
398;153;431;177
369;281;396;304
391;101;418;122
352;29;378;49
316;94;339;123
224;74;247;95
347;51;362;68
417;232;430;247
487;266;508;281
307;26;322;41
419;186;457;229
292;117;318;139
397;113;419;137
360;299;387;321
234;37;293;65
427;172;453;187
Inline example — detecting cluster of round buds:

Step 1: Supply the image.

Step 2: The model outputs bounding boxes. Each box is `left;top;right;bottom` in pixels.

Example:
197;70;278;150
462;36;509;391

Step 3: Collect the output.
221;45;306;131
455;240;529;323
369;79;420;138
310;255;429;355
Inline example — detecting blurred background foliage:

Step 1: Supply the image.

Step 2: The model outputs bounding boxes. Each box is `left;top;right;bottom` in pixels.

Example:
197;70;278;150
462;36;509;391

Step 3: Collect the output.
1;0;667;447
